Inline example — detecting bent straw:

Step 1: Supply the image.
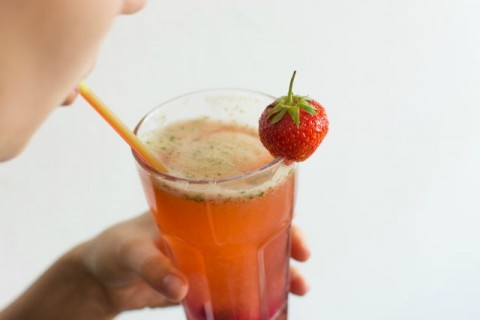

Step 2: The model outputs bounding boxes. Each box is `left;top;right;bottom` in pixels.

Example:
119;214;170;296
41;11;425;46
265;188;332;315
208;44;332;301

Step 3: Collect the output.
78;82;168;174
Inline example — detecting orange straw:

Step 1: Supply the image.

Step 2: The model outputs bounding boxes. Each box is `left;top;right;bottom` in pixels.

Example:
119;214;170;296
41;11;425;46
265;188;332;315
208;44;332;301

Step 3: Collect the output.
78;82;168;174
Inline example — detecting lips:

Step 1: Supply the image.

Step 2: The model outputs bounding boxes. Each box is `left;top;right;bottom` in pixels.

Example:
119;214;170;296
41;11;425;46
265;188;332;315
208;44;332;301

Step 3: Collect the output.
61;87;79;106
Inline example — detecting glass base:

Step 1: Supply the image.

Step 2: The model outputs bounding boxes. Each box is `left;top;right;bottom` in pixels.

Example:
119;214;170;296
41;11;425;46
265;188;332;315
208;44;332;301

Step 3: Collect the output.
185;301;287;320
272;303;288;320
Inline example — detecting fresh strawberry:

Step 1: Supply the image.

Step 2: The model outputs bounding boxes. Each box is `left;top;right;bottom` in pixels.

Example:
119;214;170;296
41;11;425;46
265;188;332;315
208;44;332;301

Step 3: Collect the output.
259;71;328;162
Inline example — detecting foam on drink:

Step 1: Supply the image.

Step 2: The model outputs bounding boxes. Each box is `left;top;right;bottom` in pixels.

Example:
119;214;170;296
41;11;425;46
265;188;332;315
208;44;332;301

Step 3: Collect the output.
140;117;294;201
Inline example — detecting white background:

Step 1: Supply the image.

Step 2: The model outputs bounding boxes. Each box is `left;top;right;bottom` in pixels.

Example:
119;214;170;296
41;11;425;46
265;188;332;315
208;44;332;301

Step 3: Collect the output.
1;0;480;319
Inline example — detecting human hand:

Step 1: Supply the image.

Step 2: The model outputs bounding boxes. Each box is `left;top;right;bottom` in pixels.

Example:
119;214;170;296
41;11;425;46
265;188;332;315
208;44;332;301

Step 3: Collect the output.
80;213;310;314
290;225;311;296
80;213;187;313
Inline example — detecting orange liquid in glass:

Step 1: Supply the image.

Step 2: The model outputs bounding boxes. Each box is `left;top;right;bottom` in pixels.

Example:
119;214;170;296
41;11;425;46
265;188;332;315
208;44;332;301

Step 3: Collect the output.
138;119;295;319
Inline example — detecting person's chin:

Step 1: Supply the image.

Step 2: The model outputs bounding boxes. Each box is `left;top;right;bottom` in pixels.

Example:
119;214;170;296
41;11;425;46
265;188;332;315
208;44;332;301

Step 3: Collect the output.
0;141;28;162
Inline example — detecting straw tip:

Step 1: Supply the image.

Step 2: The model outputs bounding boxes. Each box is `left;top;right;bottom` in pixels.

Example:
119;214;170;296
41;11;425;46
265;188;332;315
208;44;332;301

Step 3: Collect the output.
78;82;89;95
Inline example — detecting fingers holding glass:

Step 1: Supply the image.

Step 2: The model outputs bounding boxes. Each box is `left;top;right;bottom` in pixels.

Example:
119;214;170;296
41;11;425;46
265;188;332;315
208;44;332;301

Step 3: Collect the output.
291;225;311;262
289;266;310;296
120;238;189;302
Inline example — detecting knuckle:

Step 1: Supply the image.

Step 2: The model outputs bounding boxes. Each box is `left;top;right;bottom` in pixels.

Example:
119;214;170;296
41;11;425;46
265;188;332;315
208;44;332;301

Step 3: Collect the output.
140;253;170;275
117;237;144;258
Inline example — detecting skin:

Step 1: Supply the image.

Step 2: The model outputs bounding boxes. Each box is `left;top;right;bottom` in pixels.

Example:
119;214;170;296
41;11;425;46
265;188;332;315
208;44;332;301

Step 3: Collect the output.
0;0;146;160
0;214;310;319
0;0;310;318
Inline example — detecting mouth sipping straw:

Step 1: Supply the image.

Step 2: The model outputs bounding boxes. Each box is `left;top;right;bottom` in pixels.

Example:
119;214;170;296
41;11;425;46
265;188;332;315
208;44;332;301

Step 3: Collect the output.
78;82;168;174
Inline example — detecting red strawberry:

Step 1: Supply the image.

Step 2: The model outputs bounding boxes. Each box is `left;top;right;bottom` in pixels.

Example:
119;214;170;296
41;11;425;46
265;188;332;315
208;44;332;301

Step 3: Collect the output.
259;71;328;162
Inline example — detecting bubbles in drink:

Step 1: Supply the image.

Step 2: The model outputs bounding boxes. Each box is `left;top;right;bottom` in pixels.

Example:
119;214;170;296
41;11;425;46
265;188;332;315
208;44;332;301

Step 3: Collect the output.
140;117;293;201
143;118;273;179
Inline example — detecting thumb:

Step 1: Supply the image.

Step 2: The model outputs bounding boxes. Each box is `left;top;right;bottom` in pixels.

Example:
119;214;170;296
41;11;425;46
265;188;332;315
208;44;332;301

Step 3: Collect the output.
123;240;188;302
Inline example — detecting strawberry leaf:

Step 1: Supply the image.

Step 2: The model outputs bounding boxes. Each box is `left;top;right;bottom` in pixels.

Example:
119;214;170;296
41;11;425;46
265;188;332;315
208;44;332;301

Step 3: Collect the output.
267;103;284;119
287;107;300;127
266;72;318;127
271;108;287;124
299;102;317;115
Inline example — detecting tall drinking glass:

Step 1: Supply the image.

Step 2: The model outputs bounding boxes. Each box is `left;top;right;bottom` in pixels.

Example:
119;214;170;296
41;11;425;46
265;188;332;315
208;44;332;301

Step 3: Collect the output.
133;89;296;320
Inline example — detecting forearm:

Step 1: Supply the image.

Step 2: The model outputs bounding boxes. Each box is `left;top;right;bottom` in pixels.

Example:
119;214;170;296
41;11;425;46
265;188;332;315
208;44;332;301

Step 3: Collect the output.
0;244;116;320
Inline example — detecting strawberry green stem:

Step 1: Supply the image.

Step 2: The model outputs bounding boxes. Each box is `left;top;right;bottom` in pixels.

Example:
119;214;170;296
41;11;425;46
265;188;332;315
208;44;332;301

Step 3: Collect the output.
288;70;296;104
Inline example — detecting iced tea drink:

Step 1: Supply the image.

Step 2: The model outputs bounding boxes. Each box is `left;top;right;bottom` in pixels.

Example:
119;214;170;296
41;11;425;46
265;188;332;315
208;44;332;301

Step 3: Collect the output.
133;90;296;320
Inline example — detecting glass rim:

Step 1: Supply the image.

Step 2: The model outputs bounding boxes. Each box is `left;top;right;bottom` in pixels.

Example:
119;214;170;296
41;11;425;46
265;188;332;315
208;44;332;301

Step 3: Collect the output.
131;88;285;185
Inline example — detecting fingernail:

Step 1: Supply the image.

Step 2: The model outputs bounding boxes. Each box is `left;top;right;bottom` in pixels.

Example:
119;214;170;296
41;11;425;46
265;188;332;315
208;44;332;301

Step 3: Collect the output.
162;274;188;301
